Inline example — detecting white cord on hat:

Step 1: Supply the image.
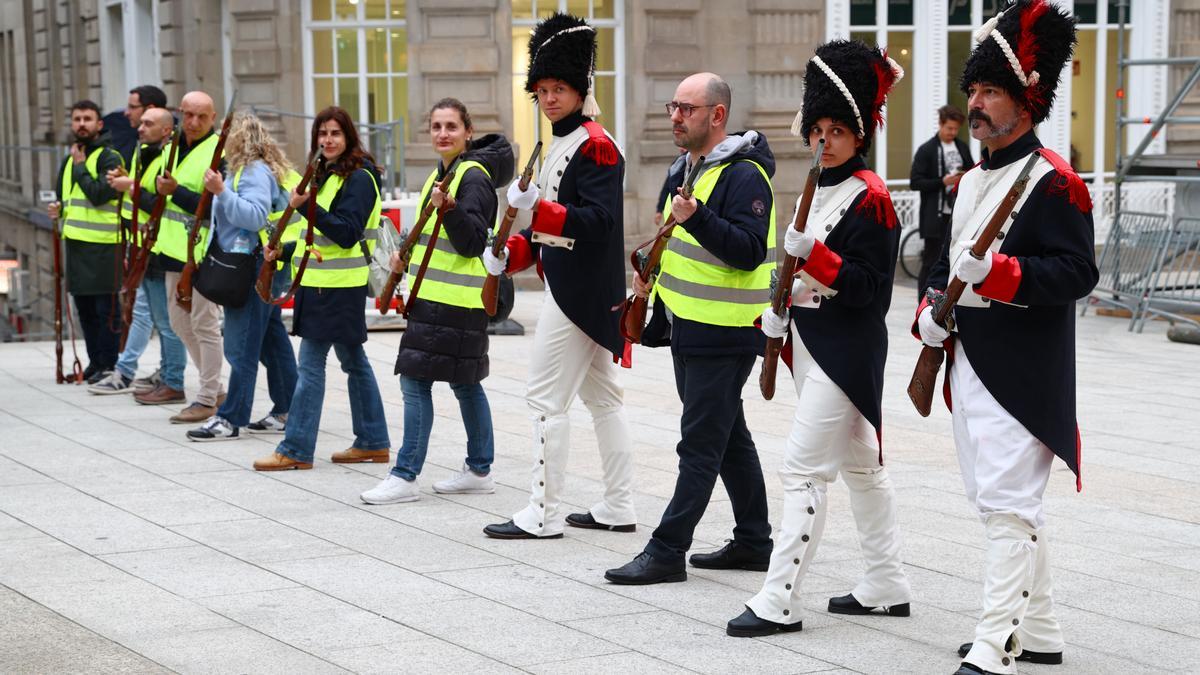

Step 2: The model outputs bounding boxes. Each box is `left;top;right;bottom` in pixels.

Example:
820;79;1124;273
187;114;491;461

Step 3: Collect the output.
530;24;602;117
973;9;1041;88
810;55;864;138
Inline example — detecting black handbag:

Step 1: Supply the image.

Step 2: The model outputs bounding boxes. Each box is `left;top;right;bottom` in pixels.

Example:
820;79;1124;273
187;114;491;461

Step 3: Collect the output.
194;237;257;308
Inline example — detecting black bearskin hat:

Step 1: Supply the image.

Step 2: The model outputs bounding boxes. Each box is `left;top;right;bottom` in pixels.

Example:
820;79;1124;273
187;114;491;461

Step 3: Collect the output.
960;0;1077;124
794;40;903;155
525;13;600;115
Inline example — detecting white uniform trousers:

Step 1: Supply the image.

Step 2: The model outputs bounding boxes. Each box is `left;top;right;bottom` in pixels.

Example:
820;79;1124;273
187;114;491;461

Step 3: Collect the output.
512;290;636;536
951;340;1064;673
746;322;910;624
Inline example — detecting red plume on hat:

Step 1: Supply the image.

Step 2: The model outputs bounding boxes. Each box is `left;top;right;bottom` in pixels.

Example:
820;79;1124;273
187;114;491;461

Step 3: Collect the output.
960;0;1077;124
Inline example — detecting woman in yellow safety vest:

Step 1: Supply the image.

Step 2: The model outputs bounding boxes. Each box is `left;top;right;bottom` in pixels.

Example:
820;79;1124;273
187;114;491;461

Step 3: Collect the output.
253;106;390;471
360;98;515;504
185;112;299;442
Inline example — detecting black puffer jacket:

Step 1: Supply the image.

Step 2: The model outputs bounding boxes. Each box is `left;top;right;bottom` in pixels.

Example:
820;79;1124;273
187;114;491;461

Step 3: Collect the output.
394;134;515;383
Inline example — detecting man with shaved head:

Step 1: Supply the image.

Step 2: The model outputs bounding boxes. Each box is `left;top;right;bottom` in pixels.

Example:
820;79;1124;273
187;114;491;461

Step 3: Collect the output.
96;106;189;400
139;91;226;422
606;72;778;584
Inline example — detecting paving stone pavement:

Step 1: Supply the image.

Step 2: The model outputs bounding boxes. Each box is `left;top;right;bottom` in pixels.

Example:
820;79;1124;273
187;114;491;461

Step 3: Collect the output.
1;285;1198;674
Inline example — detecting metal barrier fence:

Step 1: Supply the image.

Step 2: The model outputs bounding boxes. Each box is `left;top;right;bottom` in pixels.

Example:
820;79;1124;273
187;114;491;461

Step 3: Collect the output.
1137;217;1200;331
247;106;405;196
1084;210;1173;327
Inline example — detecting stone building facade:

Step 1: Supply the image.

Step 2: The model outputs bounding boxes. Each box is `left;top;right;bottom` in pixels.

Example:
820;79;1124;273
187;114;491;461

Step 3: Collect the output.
0;0;1194;338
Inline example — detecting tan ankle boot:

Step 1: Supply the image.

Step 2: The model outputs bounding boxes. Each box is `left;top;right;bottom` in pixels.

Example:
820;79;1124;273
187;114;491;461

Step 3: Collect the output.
331;447;390;464
253;452;313;471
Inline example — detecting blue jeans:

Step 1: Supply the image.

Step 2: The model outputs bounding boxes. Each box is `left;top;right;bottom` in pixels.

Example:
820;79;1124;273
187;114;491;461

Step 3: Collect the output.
140;274;186;390
115;286;152;379
277;338;390;463
216;265;298;427
390;375;494;481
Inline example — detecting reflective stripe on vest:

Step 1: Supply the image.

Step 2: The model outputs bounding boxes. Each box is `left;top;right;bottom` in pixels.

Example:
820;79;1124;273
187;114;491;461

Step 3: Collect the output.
158;134;220;263
407;161;491;309
296;168;381;288
653;160;775;327
60;146;124;244
119;145;166;222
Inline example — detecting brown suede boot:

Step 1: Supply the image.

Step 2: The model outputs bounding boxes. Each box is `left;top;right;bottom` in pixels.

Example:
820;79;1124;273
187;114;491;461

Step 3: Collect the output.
134;383;186;406
253;452;313;471
331;447;390;464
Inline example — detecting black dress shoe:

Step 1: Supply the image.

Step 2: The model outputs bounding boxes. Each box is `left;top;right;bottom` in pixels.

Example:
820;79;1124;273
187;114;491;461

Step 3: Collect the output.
482;520;562;540
565;511;636;532
957;641;1062;664
725;607;803;638
954;664;992;675
827;593;910;617
689;540;770;571
605;552;686;585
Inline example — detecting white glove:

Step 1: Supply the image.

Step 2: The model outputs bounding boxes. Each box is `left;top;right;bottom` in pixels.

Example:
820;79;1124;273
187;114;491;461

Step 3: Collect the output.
760;308;790;339
917;305;951;347
506;179;540;211
951;242;993;285
482;247;507;276
790;276;808;298
784;226;816;259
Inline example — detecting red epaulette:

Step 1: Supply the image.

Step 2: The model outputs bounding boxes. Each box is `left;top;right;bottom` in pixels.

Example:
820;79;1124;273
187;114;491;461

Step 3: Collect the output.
580;121;619;167
1037;148;1092;212
852;169;898;229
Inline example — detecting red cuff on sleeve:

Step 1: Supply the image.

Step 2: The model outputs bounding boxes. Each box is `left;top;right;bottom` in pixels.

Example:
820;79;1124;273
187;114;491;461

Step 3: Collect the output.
505;233;534;274
799;240;842;288
531;199;567;237
974;252;1021;303
911;295;931;340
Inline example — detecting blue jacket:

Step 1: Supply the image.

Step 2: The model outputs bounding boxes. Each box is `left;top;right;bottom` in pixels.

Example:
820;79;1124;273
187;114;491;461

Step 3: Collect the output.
211;160;286;254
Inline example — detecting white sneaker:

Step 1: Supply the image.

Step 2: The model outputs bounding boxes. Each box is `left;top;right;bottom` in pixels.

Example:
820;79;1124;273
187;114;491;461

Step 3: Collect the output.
433;464;495;495
246;413;287;434
88;370;134;395
361;475;420;505
186;416;240;442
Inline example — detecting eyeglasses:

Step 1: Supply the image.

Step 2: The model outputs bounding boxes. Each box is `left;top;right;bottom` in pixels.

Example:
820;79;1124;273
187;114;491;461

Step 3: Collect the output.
665;102;714;118
127;103;145;111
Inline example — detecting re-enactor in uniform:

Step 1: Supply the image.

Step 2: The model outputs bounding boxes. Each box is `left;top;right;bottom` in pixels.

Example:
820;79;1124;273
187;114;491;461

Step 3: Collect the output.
914;2;1099;672
726;40;912;637
483;13;636;540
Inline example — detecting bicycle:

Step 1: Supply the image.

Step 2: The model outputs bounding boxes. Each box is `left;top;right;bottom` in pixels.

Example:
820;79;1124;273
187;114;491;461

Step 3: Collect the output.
898;227;923;280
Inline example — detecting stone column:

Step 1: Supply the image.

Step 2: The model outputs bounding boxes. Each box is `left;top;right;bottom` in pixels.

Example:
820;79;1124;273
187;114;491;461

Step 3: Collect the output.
406;0;508;191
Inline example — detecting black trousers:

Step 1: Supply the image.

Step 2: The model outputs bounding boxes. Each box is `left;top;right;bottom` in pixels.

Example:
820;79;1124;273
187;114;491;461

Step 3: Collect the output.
645;352;772;565
73;293;121;371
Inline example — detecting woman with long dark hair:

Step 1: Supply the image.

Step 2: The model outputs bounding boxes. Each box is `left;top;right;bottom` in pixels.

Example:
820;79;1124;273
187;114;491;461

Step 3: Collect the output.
253;106;390;470
360;98;514;503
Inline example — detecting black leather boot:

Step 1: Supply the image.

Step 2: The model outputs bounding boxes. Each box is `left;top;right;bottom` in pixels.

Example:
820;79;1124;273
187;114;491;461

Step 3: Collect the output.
604;552;686;585
689;540;770;571
565;511;636;532
725;607;803;638
827;593;910;617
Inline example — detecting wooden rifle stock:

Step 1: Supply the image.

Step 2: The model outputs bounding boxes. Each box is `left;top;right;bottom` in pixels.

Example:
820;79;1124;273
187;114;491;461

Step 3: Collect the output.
255;149;322;303
175;91;238;312
269;181;321;307
619;156;707;343
482;140;541;316
378;159;461;315
119;129;180;351
759;139;824;400
906;151;1040;416
404;196;456;318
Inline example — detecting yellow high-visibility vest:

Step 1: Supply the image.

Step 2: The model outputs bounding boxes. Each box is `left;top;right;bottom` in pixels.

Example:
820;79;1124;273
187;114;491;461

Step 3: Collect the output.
295;167;381;288
59;146;124;244
653;159;776;327
157;133;220;264
408;160;491;309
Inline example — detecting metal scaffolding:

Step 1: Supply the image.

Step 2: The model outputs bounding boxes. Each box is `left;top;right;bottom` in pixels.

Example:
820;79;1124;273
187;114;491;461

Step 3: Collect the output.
1086;0;1200;331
